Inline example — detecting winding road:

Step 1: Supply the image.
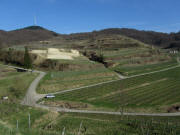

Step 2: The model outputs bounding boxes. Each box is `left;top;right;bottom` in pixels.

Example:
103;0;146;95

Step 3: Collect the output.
18;64;180;116
21;71;46;106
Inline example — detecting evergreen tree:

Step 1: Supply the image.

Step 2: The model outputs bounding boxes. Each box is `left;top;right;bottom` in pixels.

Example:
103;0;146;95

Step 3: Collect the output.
24;47;32;69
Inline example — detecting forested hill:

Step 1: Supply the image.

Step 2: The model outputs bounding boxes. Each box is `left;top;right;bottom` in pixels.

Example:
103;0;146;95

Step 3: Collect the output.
0;26;59;47
1;26;180;49
68;28;180;49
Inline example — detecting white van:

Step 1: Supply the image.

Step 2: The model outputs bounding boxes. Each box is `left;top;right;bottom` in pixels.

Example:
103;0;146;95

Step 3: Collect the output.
45;94;55;98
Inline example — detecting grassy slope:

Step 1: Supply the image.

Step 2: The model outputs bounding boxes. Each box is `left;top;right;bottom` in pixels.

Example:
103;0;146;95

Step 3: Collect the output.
20;34;149;49
1;34;179;134
0;65;47;134
1;112;180;135
37;67;119;94
1;64;180;135
36;46;174;94
113;59;178;76
0;65;38;100
44;66;180;112
7;33;173;75
54;113;180;135
103;47;173;75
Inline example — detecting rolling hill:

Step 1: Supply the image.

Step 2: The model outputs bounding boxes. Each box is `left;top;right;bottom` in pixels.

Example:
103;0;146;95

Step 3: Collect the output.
0;26;59;47
65;28;180;49
1;26;180;49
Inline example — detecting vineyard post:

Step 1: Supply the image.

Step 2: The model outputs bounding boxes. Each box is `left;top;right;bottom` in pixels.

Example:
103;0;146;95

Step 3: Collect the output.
78;121;83;135
16;120;19;130
28;113;31;129
62;127;66;135
141;125;145;135
146;128;149;135
120;90;125;120
163;122;166;134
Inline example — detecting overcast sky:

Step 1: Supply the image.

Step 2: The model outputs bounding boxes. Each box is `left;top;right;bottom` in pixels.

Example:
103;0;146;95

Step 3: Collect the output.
0;0;180;33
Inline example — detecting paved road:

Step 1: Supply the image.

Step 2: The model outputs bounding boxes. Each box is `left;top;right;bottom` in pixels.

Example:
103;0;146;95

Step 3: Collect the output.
35;104;180;116
115;72;127;79
5;64;180;116
21;71;46;106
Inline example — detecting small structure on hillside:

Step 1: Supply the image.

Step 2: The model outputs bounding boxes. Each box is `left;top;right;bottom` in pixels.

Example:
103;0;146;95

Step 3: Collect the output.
169;50;178;54
39;41;51;44
2;96;8;100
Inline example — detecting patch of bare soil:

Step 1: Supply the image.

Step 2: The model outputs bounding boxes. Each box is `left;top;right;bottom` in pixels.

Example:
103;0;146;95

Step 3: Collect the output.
41;101;90;109
31;48;80;60
0;68;17;79
167;105;180;113
0;68;16;73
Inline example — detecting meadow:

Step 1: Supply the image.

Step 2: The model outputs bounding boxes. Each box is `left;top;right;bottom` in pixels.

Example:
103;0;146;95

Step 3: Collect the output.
1;64;180;135
37;67;119;93
112;59;178;76
0;65;38;101
44;66;180;113
1;45;180;134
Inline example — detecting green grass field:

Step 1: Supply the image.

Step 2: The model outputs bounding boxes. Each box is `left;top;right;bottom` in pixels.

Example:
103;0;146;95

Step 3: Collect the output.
44;66;180;112
32;112;180;135
1;47;180;134
0;65;38;101
37;68;119;94
1;112;180;135
0;65;59;135
112;59;178;76
101;47;173;75
1;57;180;135
103;47;170;63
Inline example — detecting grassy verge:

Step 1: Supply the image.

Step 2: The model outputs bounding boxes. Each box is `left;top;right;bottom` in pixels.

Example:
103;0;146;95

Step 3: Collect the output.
1;111;180;135
0;66;38;101
18;112;180;135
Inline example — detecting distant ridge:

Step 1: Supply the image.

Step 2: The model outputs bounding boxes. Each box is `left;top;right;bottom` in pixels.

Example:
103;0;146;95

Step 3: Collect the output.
0;26;180;49
0;26;59;47
67;28;180;49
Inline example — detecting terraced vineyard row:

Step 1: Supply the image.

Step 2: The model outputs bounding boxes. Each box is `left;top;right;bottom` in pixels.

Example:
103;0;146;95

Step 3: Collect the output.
100;79;180;107
37;67;119;93
48;67;180;112
51;113;180;135
112;59;178;76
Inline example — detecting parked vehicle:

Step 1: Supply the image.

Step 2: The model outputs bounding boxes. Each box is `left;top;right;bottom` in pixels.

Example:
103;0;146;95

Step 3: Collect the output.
44;94;55;98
